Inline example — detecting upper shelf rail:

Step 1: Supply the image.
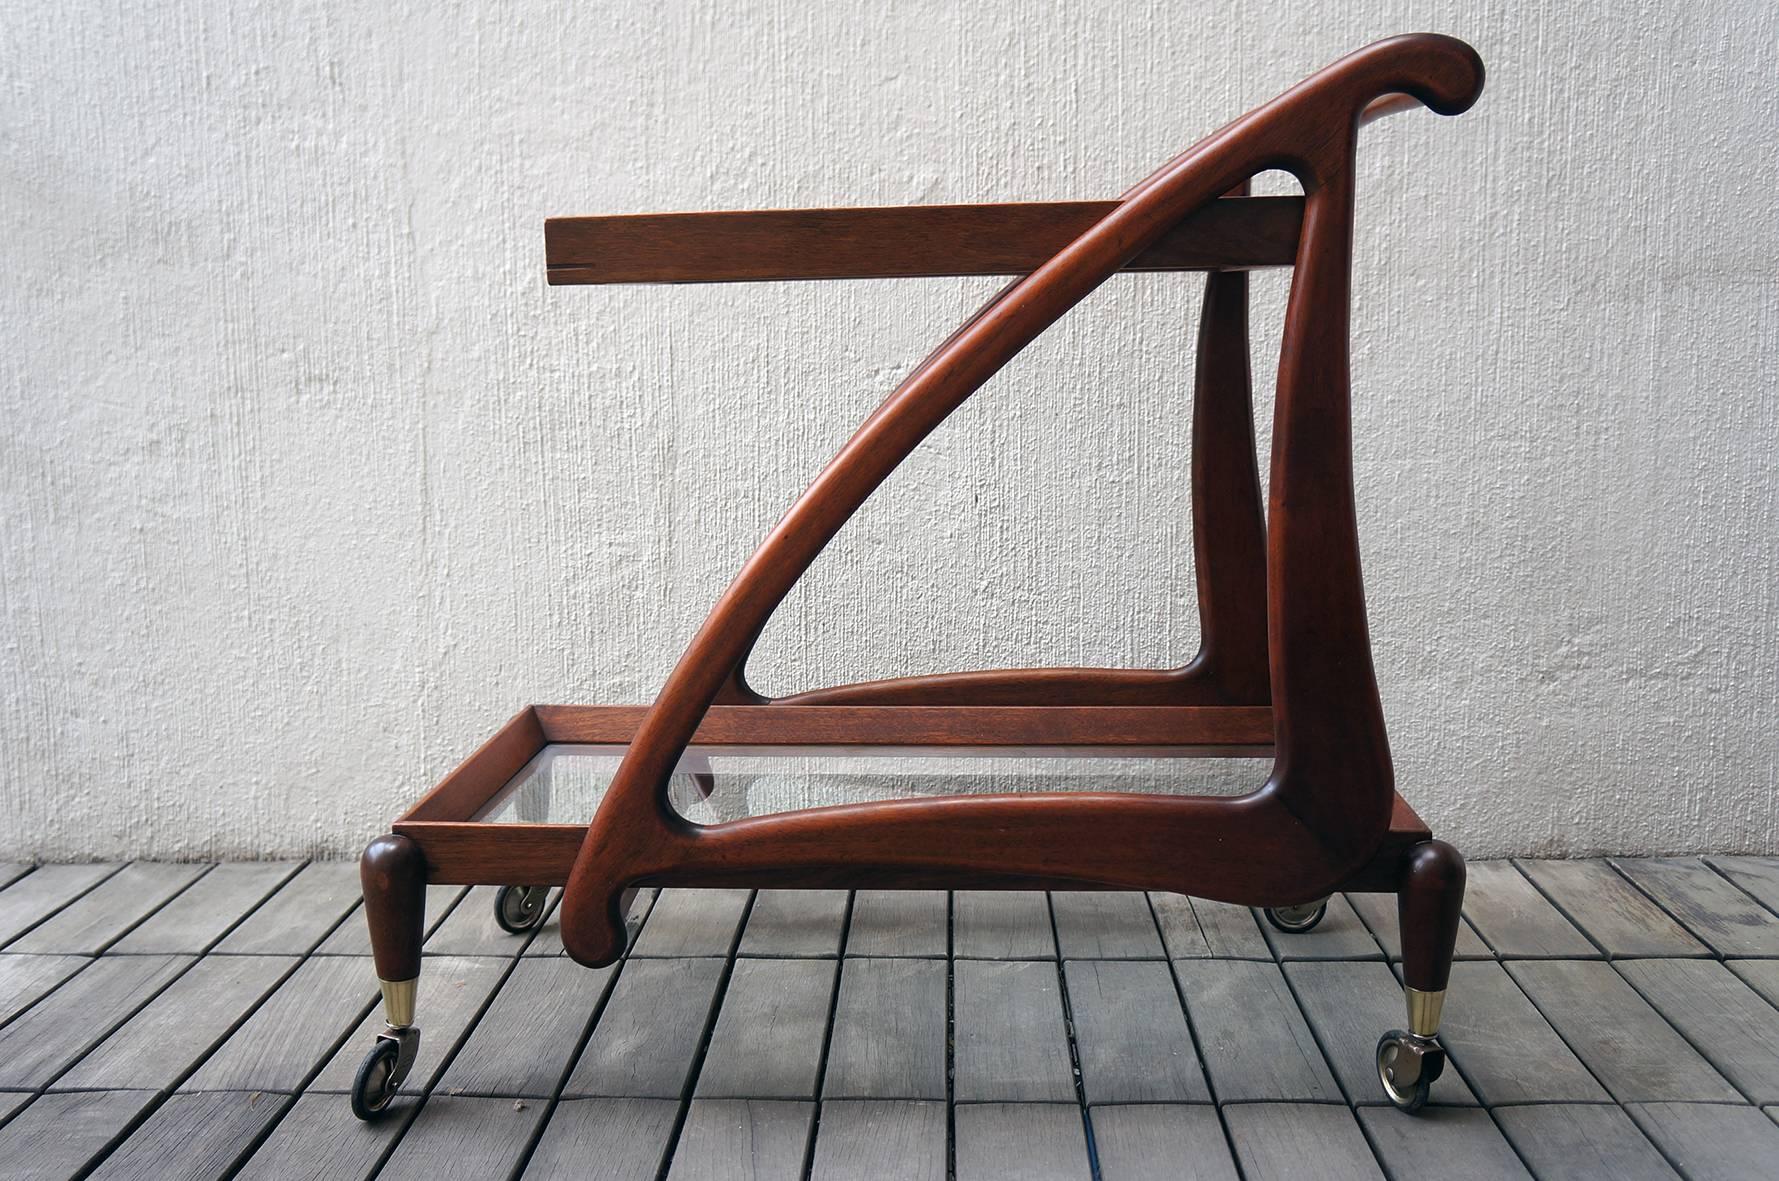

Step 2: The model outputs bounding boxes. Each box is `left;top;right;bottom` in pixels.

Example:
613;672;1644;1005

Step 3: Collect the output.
545;194;1303;285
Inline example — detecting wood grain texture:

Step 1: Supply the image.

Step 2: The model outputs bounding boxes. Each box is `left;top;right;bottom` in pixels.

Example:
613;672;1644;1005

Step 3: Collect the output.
807;1100;946;1181
1615;958;1779;1103
1088;1104;1241;1181
953;1103;1091;1181
1433;960;1608;1104
1460;862;1597;959
110;862;303;954
1705;856;1779;914
374;1095;546;1181
434;958;616;1097
0;952;88;1025
1515;860;1707;958
1051;892;1164;959
1611;857;1779;957
0;953;191;1089
1172;960;1340;1102
310;954;510;1093
87;1090;290;1181
695;958;837;1099
0;863;120;946
1355;1106;1530;1181
822;957;948;1100
953;891;1055;959
667;1099;814;1181
953;960;1075;1102
1221;1103;1384;1181
1626;1102;1779;1181
0;1091;158;1181
738;890;849;958
7;861;209;954
562;957;726;1098
1064;959;1208;1104
234;1091;416;1181
1152;895;1272;959
1492;1104;1680;1181
213;861;363;955
1260;894;1382;961
182;955;375;1093
845;891;947;957
522;1097;679;1178
629;888;752;958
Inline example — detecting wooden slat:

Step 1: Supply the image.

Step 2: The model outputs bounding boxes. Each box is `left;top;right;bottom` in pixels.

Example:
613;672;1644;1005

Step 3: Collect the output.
822;957;948;1100
527;888;656;957
1089;1104;1241;1181
630;888;752;957
1626;1102;1779;1180
953;891;1055;959
1282;961;1479;1106
0;952;88;1025
1051;892;1164;959
315;882;466;955
0;1091;158;1179
309;955;511;1094
1064;960;1208;1104
1704;855;1779;912
0;954;191;1089
182;956;375;1093
1493;1104;1681;1181
212;861;363;955
807;1099;946;1181
1260;895;1383;961
546;196;1303;285
668;1099;815;1181
844;891;946;957
1432;961;1608;1104
1729;958;1779;1009
523;1098;679;1177
434;959;615;1098
1173;960;1341;1102
233;1091;415;1181
1221;1103;1384;1181
1504;960;1739;1103
87;1092;291;1180
1460;861;1598;958
1516;860;1708;958
1151;895;1272;959
738;889;849;958
375;1095;546;1181
110;863;303;955
1615;958;1779;1103
562;957;726;1098
953;960;1075;1102
6;862;208;955
0;863;120;946
695;958;837;1099
413;885;537;957
1355;1107;1531;1180
1611;857;1779;957
954;1103;1090;1181
1344;891;1493;961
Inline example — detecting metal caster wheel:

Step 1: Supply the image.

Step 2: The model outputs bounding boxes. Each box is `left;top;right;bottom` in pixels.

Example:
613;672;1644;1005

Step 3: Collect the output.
350;1027;420;1121
494;885;549;934
1264;899;1328;933
1376;1029;1444;1113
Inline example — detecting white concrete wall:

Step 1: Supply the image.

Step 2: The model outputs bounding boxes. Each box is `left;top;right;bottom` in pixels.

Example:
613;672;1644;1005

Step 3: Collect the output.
3;1;1775;861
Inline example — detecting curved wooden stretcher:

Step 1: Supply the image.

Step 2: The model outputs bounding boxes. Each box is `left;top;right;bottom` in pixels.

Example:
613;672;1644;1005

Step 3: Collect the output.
353;33;1486;1120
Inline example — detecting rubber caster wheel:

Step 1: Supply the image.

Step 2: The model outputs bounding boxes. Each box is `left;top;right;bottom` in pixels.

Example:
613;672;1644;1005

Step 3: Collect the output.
494;885;549;934
1376;1029;1444;1113
1264;899;1328;933
351;1038;402;1120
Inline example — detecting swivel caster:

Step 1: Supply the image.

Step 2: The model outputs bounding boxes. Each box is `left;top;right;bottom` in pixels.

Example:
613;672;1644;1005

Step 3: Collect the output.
1375;1029;1444;1113
1263;898;1328;933
494;885;549;934
350;1025;420;1120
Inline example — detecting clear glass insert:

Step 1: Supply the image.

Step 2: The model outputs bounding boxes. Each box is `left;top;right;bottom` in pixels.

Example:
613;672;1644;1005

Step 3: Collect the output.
476;744;1268;825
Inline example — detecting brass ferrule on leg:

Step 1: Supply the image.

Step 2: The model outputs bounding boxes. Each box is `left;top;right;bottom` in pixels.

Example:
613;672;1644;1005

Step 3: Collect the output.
379;977;417;1029
1405;986;1445;1038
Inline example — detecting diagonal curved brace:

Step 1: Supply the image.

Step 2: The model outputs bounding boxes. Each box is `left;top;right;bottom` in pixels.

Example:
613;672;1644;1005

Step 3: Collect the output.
560;34;1484;967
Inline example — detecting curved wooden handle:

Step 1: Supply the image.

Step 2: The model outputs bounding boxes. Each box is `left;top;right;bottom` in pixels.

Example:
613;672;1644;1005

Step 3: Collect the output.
557;33;1483;967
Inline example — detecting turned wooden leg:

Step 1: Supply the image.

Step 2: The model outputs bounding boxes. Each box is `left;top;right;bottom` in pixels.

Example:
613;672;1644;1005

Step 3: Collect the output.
1378;839;1466;1113
352;833;426;1119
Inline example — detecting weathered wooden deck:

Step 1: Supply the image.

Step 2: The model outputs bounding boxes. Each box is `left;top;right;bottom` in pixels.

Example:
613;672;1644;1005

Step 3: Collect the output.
1;859;1778;1179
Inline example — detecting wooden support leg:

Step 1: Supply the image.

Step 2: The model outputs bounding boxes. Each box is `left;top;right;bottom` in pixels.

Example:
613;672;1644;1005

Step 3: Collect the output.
1377;839;1465;1113
351;833;426;1120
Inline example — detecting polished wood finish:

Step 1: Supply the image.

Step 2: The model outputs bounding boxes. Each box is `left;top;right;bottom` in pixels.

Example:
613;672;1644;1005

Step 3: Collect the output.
360;834;426;983
1398;841;1466;994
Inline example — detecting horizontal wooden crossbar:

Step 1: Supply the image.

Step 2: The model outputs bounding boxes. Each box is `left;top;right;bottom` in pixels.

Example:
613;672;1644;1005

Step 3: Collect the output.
545;195;1303;284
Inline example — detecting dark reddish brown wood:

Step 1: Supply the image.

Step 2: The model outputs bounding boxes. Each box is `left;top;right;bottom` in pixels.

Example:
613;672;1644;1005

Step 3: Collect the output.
401;707;545;822
1398;840;1466;992
360;834;426;982
546;196;1303;285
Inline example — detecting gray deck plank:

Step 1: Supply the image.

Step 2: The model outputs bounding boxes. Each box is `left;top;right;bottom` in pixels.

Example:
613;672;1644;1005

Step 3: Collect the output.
1505;959;1740;1102
1435;959;1609;1104
376;1094;547;1181
212;861;363;955
7;862;210;954
807;1099;946;1181
315;883;466;955
1728;958;1779;1008
823;957;947;1100
954;891;1055;959
417;885;537;957
1064;959;1208;1104
1627;1101;1779;1181
1616;958;1779;1102
696;958;837;1099
1221;1102;1384;1181
1517;860;1709;958
0;1091;158;1181
563;957;727;1098
1051;892;1164;959
1345;891;1493;960
524;888;657;957
1493;1103;1681;1181
0;954;191;1089
1356;1106;1531;1180
1149;894;1213;959
1282;961;1479;1106
0;863;120;947
309;955;511;1093
954;1103;1090;1181
1612;857;1779;957
845;891;947;957
738;890;849;958
57;953;295;1091
0;1092;27;1124
88;1089;290;1181
182;955;375;1093
0;865;30;892
1173;960;1341;1102
1088;1104;1240;1181
1260;895;1383;961
1157;896;1272;959
953;960;1076;1103
234;1090;415;1181
110;862;303;954
667;1099;814;1180
1461;861;1598;958
630;888;752;958
0;952;88;1025
434;958;616;1098
520;1097;677;1179
1705;856;1779;914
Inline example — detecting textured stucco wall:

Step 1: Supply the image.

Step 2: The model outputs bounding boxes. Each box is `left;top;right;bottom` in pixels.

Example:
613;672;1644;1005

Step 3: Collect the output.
3;2;1776;861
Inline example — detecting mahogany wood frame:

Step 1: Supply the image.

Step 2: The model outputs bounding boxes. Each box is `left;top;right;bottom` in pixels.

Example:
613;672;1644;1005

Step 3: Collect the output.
364;36;1485;1013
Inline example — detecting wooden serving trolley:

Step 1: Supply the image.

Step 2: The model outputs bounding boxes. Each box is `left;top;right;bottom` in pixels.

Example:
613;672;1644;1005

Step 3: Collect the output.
351;34;1485;1120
